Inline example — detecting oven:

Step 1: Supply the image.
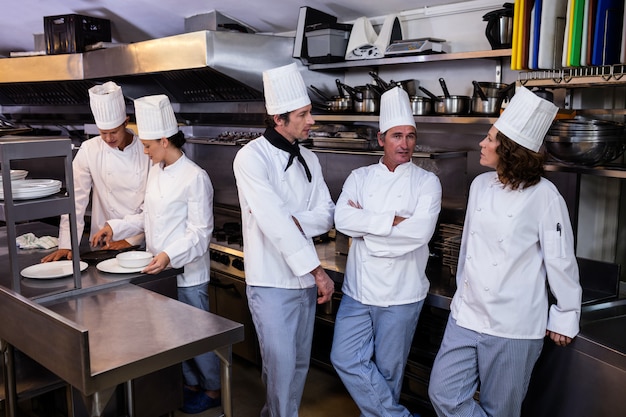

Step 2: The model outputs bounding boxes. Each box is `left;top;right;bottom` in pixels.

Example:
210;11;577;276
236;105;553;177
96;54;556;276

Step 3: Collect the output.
207;218;262;366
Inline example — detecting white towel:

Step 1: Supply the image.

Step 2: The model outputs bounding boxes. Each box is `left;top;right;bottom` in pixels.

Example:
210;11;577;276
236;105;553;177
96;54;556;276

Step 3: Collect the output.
16;233;59;249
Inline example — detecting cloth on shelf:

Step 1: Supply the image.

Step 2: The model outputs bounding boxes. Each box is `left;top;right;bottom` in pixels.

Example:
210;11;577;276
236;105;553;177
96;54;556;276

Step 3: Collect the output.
16;233;58;249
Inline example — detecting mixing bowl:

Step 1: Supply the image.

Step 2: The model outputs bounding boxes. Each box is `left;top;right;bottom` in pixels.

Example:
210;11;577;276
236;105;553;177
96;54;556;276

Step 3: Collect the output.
116;251;154;268
544;118;626;166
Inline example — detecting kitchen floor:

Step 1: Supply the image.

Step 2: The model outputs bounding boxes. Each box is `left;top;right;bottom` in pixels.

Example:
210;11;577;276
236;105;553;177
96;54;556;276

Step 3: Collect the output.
176;357;360;417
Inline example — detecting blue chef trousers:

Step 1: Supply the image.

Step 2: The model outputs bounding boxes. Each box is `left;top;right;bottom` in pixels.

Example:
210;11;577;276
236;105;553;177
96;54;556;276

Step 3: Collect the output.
246;285;317;417
331;294;424;417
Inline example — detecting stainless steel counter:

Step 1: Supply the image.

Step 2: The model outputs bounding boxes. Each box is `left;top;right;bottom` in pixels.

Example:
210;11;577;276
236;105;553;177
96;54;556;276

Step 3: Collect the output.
0;222;179;303
0;222;244;417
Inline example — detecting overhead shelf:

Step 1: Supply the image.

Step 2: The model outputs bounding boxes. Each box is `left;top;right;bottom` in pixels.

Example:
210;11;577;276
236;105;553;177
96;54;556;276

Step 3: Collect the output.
545;162;626;179
308;49;512;70
312;114;498;124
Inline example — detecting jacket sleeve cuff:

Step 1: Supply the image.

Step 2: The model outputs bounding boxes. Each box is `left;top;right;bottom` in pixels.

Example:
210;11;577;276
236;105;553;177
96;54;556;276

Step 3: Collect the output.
284;241;320;277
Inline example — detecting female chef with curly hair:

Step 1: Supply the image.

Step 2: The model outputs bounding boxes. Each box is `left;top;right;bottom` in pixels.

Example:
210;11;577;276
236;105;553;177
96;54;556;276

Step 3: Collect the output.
428;87;582;417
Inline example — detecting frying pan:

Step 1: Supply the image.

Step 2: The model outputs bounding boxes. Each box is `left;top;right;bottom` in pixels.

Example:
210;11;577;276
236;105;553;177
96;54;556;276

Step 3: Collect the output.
81;245;140;265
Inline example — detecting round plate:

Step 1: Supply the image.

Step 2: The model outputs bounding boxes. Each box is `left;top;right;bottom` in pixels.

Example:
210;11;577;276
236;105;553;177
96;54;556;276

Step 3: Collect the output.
96;258;145;274
21;261;88;279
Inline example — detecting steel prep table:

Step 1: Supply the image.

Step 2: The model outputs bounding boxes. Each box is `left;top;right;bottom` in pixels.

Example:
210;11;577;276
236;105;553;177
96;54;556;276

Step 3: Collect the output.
0;222;244;417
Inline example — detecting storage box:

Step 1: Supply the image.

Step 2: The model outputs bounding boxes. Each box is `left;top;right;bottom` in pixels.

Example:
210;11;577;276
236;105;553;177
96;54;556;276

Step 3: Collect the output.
44;14;111;54
305;23;352;63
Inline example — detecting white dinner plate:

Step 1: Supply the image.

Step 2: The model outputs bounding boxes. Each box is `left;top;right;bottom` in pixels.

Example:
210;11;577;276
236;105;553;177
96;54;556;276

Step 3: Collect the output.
96;258;145;274
20;260;88;279
0;179;61;200
0;170;29;181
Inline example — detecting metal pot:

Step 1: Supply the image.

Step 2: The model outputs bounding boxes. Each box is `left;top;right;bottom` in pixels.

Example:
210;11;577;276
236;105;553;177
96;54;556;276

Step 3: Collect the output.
470;81;516;115
339;80;380;114
308;85;352;112
418;84;470;116
409;95;432;115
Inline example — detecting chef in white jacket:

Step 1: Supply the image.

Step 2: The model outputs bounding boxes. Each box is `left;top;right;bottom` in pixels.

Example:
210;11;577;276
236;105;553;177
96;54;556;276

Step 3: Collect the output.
331;87;442;417
233;62;335;417
42;81;148;262
428;87;582;417
91;95;220;414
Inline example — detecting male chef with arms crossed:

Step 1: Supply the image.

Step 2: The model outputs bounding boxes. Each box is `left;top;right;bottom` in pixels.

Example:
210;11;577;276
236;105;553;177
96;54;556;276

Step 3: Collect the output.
233;62;335;417
331;86;442;417
42;81;148;262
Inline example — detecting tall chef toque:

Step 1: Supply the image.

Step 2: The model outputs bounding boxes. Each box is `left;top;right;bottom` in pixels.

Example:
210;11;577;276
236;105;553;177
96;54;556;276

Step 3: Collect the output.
494;86;559;152
379;86;416;133
263;62;311;115
133;95;179;140
89;81;127;130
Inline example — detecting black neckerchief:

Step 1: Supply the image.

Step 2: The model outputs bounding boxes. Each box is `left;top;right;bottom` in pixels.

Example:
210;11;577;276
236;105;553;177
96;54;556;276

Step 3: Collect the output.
264;127;312;182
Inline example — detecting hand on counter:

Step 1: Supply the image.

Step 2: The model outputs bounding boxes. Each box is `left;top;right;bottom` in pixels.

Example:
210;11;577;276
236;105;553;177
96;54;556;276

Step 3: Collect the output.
41;248;71;263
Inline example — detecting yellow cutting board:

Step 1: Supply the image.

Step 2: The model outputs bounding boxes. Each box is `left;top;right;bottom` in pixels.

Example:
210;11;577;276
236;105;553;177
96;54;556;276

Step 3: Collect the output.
512;0;523;70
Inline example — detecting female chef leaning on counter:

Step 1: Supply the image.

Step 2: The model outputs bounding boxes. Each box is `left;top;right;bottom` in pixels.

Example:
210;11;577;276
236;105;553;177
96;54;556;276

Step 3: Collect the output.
91;95;221;414
428;86;582;417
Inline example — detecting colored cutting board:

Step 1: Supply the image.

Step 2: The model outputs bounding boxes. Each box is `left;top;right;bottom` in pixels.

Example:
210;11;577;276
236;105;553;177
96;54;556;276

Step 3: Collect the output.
592;0;625;65
531;0;543;69
522;0;535;69
570;0;586;66
538;0;568;69
563;0;574;67
512;0;521;69
581;0;597;66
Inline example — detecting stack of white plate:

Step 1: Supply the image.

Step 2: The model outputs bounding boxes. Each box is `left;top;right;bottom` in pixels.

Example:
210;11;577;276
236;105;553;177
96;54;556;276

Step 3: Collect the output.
0;169;29;181
0;179;62;200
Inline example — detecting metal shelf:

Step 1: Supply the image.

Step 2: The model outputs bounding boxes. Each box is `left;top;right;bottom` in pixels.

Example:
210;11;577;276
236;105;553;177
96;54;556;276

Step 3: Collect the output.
0;137;81;293
0;193;73;222
308;49;512;70
312;114;498;124
518;64;626;88
545;162;626;179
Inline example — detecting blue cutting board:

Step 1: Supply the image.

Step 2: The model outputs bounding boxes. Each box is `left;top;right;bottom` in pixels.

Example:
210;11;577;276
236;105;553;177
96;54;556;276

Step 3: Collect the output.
592;0;625;65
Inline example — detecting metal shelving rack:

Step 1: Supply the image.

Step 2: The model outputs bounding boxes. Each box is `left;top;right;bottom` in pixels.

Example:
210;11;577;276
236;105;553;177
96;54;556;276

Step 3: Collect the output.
0;137;81;293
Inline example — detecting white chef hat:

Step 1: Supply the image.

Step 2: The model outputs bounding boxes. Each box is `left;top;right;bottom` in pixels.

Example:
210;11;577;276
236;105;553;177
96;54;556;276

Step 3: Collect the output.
133;95;179;140
494;86;558;152
263;62;311;115
89;81;127;130
379;86;416;133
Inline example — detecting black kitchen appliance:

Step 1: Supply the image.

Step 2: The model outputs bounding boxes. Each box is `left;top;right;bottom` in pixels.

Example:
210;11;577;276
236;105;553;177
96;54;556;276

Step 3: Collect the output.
483;3;514;50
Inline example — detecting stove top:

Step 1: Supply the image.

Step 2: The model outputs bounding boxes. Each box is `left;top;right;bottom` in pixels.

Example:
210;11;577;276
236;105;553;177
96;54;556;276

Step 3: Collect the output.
210;215;245;279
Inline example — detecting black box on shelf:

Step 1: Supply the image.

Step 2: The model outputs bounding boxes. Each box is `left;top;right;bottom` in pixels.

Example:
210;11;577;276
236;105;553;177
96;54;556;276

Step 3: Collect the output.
44;14;111;54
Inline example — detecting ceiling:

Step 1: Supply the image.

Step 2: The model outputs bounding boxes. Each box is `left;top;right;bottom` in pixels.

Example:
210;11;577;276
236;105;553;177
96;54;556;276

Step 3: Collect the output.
0;0;466;57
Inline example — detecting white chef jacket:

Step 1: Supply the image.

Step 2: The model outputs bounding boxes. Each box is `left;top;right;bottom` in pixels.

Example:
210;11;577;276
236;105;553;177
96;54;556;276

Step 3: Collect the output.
451;172;582;339
108;153;214;288
233;135;335;288
334;159;442;307
57;132;149;249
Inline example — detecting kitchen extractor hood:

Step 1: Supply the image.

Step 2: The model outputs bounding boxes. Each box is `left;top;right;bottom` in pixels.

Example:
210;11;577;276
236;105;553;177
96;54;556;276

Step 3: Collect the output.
0;30;335;123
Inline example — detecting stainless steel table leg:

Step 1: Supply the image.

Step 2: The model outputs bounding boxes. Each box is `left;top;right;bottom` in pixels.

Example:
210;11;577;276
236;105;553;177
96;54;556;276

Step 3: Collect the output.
1;340;17;417
213;346;232;417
